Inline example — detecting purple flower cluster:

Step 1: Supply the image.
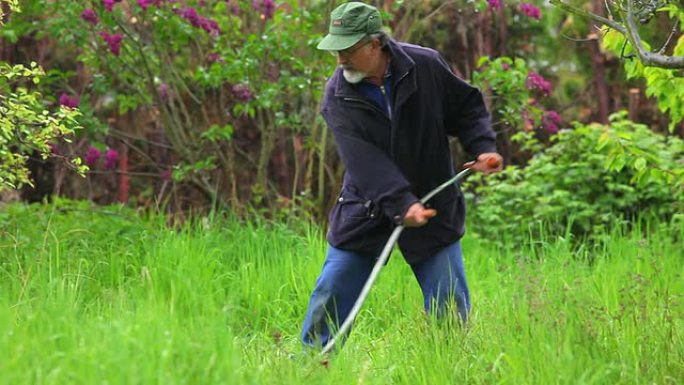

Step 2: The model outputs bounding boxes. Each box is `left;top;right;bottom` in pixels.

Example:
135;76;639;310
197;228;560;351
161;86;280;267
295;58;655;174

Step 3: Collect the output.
84;146;101;167
543;110;561;134
59;93;80;109
104;148;119;169
81;9;99;25
519;3;541;20
252;0;276;20
225;0;240;14
174;7;220;35
526;71;552;96
103;0;123;12
158;83;170;103
206;52;222;63
99;31;123;56
160;169;172;181
232;84;253;102
487;0;503;11
137;0;155;11
137;0;165;11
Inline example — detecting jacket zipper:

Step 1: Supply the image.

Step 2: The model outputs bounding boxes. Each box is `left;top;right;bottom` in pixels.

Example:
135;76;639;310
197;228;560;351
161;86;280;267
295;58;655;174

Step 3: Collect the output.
341;70;410;160
379;84;392;120
342;97;391;123
388;70;410;159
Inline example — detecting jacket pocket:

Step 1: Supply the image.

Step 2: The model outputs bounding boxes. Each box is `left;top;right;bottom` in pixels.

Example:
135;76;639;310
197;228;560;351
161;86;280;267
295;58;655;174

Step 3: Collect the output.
331;186;378;223
327;186;385;252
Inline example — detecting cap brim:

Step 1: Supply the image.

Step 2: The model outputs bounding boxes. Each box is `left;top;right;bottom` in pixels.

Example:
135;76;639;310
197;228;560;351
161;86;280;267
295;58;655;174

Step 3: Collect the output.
316;32;366;51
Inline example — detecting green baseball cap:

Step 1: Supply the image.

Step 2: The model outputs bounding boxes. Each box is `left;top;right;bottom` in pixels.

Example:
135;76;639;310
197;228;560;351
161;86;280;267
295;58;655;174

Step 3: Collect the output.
317;2;383;51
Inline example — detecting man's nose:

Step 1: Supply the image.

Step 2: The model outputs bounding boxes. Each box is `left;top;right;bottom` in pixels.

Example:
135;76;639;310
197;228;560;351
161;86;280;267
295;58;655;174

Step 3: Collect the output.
336;54;346;65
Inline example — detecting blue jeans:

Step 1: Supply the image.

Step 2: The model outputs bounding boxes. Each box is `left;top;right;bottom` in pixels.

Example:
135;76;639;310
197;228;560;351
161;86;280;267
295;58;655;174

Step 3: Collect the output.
300;241;470;347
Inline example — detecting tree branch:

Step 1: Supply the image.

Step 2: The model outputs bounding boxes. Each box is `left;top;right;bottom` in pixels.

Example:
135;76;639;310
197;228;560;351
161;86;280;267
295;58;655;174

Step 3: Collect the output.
550;0;684;69
550;0;626;34
623;1;684;69
657;20;679;55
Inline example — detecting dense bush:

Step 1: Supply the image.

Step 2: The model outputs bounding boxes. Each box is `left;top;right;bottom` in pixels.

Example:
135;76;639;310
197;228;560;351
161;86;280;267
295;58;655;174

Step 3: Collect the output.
466;112;684;244
0;61;84;190
1;0;330;207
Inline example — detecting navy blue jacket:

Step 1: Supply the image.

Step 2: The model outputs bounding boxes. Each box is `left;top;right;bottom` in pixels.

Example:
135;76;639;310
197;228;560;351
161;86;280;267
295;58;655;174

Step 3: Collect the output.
322;39;496;263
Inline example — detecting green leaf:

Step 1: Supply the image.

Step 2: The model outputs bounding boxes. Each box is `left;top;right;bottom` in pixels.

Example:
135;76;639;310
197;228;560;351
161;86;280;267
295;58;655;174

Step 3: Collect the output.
476;56;490;67
634;157;647;171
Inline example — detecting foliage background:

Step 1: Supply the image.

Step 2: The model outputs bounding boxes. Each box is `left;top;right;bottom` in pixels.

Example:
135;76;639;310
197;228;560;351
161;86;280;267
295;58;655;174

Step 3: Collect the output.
1;2;682;383
0;0;682;238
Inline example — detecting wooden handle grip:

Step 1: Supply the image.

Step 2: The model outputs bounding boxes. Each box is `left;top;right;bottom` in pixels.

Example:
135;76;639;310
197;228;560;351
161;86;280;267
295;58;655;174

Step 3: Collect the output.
487;157;501;168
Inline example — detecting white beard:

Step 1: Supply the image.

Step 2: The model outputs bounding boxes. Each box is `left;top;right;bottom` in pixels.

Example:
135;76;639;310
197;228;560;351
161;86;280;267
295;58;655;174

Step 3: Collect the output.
342;68;368;84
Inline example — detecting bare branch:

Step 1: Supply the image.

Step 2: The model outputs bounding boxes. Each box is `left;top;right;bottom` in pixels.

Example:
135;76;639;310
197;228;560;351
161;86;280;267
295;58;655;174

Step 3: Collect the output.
560;33;600;43
549;0;626;34
657;20;679;55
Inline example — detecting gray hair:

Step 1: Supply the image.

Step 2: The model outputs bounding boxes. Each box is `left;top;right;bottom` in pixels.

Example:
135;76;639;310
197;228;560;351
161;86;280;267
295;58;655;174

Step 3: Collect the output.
368;30;390;48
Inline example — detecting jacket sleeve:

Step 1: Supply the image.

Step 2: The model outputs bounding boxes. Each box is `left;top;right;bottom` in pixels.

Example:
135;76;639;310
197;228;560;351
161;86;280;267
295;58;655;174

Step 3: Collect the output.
435;54;497;156
323;104;419;224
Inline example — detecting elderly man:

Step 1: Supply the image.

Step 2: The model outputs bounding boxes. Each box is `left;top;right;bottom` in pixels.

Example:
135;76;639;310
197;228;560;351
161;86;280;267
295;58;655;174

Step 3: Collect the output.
301;1;503;348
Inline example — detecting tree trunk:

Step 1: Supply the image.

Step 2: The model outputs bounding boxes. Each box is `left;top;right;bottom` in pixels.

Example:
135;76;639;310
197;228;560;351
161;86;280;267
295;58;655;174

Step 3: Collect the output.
256;109;276;201
628;88;640;122
275;126;291;197
497;7;507;56
589;0;610;123
118;144;129;203
481;10;492;58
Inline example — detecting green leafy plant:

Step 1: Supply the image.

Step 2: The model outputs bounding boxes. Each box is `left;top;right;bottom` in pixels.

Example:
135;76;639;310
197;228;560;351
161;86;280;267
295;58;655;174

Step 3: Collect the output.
0;0;83;191
0;61;84;190
0;0;19;18
597;112;684;188
466;112;683;244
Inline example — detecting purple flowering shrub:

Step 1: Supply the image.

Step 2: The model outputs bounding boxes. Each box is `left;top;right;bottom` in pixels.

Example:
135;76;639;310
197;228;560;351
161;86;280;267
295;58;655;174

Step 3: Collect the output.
5;0;330;204
58;93;80;109
480;0;543;20
80;145;118;171
473;56;562;153
104;148;119;170
518;3;542;20
83;146;102;168
526;71;552;97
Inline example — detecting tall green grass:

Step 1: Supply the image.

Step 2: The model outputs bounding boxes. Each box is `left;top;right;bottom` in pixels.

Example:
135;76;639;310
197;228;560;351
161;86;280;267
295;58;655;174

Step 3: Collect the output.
1;201;682;384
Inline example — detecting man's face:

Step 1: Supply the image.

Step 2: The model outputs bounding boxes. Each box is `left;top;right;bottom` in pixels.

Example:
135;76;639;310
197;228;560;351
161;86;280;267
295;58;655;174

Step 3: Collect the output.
332;38;377;84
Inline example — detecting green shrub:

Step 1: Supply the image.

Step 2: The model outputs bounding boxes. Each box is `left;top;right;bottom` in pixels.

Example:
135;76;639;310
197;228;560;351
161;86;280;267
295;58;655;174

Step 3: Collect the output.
466;113;683;244
0;62;84;190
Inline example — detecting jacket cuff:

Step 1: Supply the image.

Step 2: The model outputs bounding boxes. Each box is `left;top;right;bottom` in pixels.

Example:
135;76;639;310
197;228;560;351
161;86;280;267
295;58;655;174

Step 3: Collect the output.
384;193;420;226
469;138;497;157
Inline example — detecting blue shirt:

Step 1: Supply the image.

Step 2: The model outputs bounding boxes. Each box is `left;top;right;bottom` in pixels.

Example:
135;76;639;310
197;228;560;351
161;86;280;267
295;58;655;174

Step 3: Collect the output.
355;69;393;119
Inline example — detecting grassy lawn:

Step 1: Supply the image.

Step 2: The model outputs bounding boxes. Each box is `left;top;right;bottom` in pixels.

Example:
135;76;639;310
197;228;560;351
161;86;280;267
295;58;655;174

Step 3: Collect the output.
1;201;682;384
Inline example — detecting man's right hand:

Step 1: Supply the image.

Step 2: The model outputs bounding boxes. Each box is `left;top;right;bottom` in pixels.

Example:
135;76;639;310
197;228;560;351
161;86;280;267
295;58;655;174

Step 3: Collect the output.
403;202;437;227
463;152;503;174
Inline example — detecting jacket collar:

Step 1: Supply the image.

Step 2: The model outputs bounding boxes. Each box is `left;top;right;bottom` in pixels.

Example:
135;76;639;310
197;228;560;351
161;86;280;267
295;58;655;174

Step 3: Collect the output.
333;39;416;102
